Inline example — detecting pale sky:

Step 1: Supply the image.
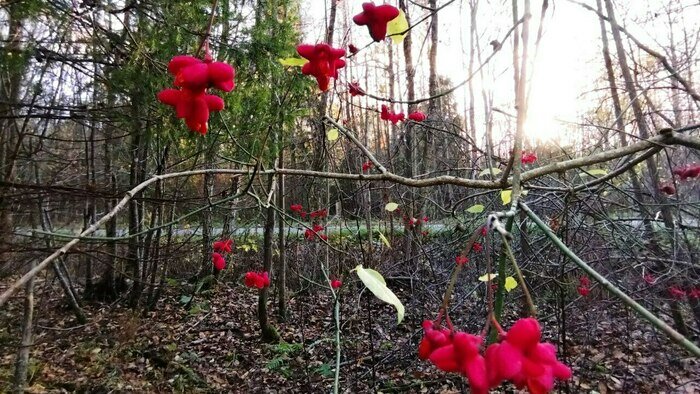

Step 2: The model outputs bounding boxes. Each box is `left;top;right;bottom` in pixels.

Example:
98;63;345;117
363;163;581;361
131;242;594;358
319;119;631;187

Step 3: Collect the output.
300;0;699;146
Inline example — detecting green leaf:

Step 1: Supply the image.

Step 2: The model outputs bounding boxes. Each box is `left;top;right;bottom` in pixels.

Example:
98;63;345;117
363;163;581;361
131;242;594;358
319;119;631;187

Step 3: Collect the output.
582;169;608;177
478;273;498;282
354;265;404;324
501;190;512;205
386;10;409;44
327;128;339;141
479;168;502;177
278;57;308;67
466;204;485;214
377;231;391;249
385;202;399;212
504;276;518;292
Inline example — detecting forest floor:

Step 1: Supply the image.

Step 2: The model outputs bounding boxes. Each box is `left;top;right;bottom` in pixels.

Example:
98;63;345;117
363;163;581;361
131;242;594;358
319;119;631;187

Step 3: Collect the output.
1;275;699;393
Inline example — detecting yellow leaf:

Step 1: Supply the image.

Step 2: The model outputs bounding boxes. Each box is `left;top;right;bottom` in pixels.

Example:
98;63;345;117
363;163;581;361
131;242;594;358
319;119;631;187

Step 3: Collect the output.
354;265;405;324
466;204;485;214
504;276;518;292
378;231;391;249
327;128;339;141
479;168;502;177
386;10;409;44
278;57;308;67
385;202;399;212
501;190;512;205
582;169;608;177
478;273;498;282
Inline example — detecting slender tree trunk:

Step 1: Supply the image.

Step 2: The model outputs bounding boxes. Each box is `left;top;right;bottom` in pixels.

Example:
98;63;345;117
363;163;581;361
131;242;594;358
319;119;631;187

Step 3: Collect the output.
277;150;287;320
399;0;418;258
13;260;35;393
127;99;146;307
0;4;24;238
596;0;658;251
259;174;280;342
312;0;338;171
201;143;215;277
467;0;479;178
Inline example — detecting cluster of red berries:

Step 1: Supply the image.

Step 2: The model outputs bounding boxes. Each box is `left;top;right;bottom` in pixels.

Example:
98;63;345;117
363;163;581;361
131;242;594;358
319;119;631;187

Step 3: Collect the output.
379;105;426;125
157;53;235;135
521;151;538;165
244;271;270;289
296;43;346;91
290;204;327;220
408;111;427;122
211;238;233;271
362;161;373;172
672;163;700;181
661;163;700;195
304;224;328;241
455;226;488;266
419;321;488;393
381;104;405;124
403;215;429;229
419;318;571;394
352;2;400;42
290;204;329;241
577;276;590;297
669;286;700;300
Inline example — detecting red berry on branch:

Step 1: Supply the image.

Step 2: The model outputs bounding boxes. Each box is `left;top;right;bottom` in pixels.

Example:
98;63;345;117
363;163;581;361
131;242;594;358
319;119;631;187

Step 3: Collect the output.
244;271;270;289
296;43;346;91
348;81;366;97
669;286;686;299
521;151;538;164
485;318;571;392
212;252;226;271
643;273;656;285
213;239;233;253
659;184;676;195
408;111;427;122
352;2;400;42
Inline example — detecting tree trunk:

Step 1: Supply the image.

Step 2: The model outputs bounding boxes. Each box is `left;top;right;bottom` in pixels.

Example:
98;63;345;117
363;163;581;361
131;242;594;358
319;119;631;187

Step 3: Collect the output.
13;260;35;393
276;150;287;320
259;174;280;342
127;98;147;307
0;4;25;239
311;0;338;171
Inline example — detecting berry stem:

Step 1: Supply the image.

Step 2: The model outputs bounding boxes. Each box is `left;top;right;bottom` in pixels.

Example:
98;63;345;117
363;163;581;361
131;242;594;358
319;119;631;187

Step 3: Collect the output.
196;0;220;58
